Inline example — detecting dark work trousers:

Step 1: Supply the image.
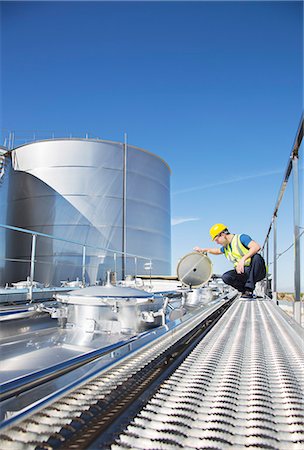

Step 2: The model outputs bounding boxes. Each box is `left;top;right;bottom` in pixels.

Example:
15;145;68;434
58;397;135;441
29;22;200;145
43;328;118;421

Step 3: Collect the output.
222;254;266;293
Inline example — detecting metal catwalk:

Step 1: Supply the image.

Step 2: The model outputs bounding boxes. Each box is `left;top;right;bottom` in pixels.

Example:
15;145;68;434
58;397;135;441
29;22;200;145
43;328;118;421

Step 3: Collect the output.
111;299;304;450
1;298;303;450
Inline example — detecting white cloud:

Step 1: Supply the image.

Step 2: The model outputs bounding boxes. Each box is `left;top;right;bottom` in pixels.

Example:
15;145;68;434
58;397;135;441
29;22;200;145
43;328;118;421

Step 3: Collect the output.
172;169;284;196
171;217;200;226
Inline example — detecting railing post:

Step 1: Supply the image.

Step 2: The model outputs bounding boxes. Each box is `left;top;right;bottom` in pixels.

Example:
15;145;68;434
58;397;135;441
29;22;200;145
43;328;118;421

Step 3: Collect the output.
114;253;117;276
82;246;86;287
266;239;269;297
122;133;127;280
149;259;152;289
292;155;301;324
28;233;37;302
8;132;12;150
273;217;278;304
0;223;155;292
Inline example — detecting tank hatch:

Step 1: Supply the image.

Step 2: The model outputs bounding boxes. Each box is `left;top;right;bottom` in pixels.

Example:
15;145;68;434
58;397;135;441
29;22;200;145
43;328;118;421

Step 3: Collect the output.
177;252;213;288
55;285;153;305
68;285;151;298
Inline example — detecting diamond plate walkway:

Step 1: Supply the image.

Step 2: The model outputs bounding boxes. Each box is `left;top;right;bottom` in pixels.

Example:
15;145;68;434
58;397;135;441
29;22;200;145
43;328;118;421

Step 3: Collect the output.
112;298;304;450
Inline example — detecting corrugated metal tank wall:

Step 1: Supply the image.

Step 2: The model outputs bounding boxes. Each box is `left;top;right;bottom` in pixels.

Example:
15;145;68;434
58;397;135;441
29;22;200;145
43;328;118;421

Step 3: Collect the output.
5;139;171;285
0;147;11;286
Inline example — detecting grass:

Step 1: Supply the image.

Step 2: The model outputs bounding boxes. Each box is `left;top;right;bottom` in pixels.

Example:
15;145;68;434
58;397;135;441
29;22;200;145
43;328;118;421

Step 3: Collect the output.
277;292;304;301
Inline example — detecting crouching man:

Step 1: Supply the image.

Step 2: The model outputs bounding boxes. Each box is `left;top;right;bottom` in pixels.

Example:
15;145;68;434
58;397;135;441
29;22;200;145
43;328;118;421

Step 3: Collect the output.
194;223;266;299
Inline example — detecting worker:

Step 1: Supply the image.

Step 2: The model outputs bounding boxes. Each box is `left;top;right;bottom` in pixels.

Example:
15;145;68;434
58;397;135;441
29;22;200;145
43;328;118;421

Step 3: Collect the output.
194;223;266;299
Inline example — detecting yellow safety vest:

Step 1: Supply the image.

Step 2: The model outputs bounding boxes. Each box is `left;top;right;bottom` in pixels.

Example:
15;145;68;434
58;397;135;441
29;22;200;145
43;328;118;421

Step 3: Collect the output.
224;234;251;267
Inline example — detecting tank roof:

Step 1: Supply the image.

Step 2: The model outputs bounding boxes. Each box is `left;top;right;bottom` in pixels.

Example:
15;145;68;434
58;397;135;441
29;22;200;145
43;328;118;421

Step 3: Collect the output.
12;138;171;173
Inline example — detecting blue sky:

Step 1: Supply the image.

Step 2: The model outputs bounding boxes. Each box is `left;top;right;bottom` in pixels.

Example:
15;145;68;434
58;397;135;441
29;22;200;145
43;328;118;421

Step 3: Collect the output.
1;1;303;290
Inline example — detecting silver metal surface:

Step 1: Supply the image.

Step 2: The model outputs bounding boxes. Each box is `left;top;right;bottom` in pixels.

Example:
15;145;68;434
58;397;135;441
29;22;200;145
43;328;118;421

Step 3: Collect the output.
177;252;213;287
59;284;152;299
1;297;303;449
55;288;165;334
0;286;75;304
0;296;233;444
0;282;230;421
112;298;304;450
4;139;171;286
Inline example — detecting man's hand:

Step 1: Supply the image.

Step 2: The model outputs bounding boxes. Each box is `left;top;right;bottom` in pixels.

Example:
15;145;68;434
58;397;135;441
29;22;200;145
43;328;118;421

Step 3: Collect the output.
236;258;245;274
193;247;207;253
194;247;223;255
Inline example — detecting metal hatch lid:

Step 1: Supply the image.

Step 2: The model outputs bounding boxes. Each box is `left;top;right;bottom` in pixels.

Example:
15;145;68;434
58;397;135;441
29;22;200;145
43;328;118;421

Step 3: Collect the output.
56;285;153;304
177;252;213;288
58;285;152;299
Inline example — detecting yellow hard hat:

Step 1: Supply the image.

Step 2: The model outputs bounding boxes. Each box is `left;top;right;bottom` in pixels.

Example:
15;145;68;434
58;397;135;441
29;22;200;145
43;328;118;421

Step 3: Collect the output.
209;223;228;240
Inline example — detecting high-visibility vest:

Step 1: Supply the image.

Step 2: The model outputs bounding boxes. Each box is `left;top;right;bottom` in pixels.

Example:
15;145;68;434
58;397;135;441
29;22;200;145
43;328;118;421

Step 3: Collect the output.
224;234;251;267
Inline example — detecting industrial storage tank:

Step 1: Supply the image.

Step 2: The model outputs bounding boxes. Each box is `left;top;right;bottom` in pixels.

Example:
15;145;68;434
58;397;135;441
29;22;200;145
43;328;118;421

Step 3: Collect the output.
5;139;171;286
0;146;12;286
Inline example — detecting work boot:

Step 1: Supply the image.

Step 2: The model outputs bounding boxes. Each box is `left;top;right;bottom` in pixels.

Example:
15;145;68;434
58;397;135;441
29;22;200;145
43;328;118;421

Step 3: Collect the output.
241;290;254;299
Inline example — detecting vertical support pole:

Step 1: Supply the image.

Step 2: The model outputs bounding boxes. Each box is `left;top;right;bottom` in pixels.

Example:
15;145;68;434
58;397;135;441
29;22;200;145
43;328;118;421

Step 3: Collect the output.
273;217;278;304
134;257;137;279
292;156;301;324
114;253;117;278
122;133;127;280
82;246;86;287
266;239;269;297
260;247;265;298
28;234;37;302
149;259;152;289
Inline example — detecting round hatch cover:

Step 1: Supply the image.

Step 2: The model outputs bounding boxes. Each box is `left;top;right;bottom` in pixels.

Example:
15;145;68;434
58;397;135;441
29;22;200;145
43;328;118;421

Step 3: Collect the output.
67;285;151;298
177;252;213;287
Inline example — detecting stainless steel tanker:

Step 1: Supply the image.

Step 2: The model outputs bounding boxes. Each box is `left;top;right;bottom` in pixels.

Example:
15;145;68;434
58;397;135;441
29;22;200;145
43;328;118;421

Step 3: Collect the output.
3;139;171;286
0;253;236;424
51;253;215;335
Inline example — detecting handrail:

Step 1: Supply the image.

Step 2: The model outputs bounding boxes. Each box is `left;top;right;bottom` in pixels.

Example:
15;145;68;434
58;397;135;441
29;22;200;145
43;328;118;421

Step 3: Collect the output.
262;115;303;325
262;116;303;249
0;223;151;260
0;223;154;298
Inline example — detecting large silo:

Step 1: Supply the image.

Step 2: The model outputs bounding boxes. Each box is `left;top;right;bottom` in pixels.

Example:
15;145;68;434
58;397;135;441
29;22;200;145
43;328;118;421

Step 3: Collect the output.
6;139;171;285
0;146;12;286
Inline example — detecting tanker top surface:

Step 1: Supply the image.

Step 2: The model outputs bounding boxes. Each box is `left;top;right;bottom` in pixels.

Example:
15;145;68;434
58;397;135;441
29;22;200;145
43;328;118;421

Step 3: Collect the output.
0;297;303;450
